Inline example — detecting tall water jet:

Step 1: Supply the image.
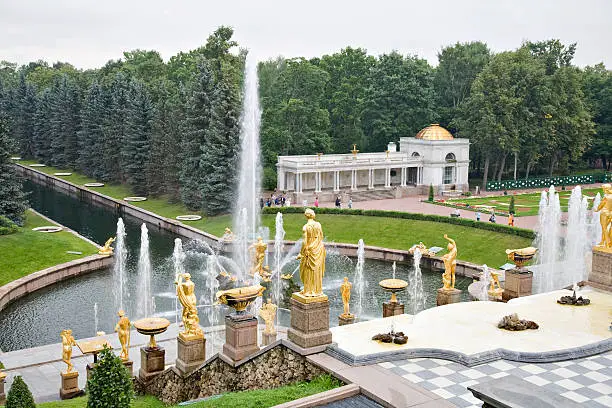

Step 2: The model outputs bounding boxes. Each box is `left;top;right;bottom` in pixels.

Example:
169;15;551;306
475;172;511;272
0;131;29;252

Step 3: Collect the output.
563;188;589;285
136;224;152;318
590;193;602;246
113;218;128;311
409;249;425;314
233;56;263;254
533;186;561;293
172;238;185;324
354;239;366;317
273;212;286;305
94;302;98;335
478;264;490;301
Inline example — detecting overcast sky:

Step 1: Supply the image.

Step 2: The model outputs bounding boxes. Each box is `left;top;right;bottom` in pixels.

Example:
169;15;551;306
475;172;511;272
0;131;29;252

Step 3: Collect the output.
1;0;610;69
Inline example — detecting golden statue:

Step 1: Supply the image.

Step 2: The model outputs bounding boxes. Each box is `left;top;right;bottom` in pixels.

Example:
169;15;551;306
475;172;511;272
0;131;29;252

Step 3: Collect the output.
258;298;278;335
98;237;115;255
351;144;359;156
295;209;327;300
488;271;503;299
114;310;131;361
595;184;612;251
409;242;434;257
340;277;353;317
61;329;77;373
441;234;457;290
249;236;270;280
223;227;234;241
175;273;204;341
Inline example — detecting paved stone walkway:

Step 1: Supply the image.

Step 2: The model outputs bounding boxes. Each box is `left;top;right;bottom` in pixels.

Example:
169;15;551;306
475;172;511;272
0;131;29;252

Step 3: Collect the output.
377;352;612;408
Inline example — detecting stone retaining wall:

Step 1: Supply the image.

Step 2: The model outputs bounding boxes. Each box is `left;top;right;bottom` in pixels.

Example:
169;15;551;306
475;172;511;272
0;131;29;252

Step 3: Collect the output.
17;164;491;278
137;343;325;405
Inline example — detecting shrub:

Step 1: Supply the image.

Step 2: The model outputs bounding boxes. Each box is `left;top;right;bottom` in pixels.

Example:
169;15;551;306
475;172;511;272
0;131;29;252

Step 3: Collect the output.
262;207;535;239
0;215;18;235
463;191;472;197
87;346;133;408
263;167;277;191
428;184;434;202
6;376;36;408
509;196;515;215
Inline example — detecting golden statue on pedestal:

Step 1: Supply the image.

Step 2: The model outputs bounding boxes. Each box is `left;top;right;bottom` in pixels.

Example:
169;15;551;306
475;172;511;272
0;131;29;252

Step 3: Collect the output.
294;209;327;301
258;298;278;335
98;237;115;255
488;271;503;299
595;184;612;251
441;234;457;290
175;273;204;341
61;329;77;373
340;277;353;318
114;310;131;361
249;236;271;281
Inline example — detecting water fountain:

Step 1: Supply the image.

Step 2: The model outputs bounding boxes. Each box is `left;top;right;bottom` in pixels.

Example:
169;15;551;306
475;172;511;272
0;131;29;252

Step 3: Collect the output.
93;303;98;336
354;239;366;317
137;224;153;318
409;249;425;314
533;186;562;293
564;187;589;284
478;264;491;301
590;193;602;246
273;212;286;306
172;238;185;324
113;218;128;311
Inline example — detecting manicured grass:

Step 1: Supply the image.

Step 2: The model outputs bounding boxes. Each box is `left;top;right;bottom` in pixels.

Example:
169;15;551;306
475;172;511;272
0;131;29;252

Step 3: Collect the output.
35;375;341;408
444;188;601;217
0;210;98;285
260;213;531;267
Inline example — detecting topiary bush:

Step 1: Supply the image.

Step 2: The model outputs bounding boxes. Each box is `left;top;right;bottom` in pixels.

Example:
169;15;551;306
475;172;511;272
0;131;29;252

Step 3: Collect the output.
6;376;36;408
428;184;434;202
509;195;516;215
86;346;133;408
0;215;18;235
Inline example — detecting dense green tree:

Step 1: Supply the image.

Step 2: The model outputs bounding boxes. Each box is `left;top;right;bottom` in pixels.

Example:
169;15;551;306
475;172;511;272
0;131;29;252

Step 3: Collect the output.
200;62;241;215
32;88;53;162
102;73;129;182
362;52;437;152
434;41;490;129
123;80;153;195
78;81;106;177
12;73;37;158
86;346;134;408
526;39;576;75
582;64;612;171
48;75;82;168
0;116;28;224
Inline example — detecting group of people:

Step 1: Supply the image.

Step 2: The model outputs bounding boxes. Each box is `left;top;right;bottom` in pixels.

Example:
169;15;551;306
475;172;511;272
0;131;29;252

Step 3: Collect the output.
453;209;514;226
260;193;289;208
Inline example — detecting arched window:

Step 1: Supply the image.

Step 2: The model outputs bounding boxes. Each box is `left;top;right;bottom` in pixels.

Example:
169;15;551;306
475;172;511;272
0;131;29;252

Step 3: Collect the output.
445;153;456;162
411;151;420;157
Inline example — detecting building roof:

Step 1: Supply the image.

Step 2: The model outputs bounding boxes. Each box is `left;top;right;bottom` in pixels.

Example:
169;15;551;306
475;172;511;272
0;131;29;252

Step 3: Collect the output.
415;124;454;141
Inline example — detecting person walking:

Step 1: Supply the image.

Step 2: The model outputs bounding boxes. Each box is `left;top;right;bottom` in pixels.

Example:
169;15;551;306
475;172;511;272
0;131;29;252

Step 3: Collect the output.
335;196;341;209
475;211;481;222
348;197;353;209
314;196;319;208
260;197;264;210
489;212;496;223
508;213;514;227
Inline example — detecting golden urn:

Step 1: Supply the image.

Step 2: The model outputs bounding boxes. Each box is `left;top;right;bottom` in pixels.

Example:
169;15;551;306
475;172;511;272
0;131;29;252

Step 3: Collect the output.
379;278;408;303
133;317;170;350
216;285;266;317
506;247;537;269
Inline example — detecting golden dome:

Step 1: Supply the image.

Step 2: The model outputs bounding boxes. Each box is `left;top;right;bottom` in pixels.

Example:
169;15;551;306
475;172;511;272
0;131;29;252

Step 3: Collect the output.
415;124;454;141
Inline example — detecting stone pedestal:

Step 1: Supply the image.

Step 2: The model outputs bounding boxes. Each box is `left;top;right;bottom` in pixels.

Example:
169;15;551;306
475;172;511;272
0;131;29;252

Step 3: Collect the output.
60;371;81;400
338;314;355;326
223;315;259;362
176;335;206;376
0;372;6;405
122;360;134;377
139;347;165;385
436;288;462;306
382;302;404;317
590;248;612;289
503;270;533;301
262;332;278;346
288;296;332;349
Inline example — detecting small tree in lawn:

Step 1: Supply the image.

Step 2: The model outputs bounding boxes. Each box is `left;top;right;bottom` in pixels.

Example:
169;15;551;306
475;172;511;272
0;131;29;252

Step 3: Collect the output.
428;184;434;202
6;375;36;408
87;346;133;408
509;195;515;215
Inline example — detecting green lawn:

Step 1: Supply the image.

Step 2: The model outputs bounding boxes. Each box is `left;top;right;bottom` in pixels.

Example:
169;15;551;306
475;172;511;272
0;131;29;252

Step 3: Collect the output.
0;210;98;285
444;188;602;217
35;375;340;408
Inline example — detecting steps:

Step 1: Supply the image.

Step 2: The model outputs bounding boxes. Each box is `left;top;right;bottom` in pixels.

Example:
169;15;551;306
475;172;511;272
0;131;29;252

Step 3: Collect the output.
347;189;396;202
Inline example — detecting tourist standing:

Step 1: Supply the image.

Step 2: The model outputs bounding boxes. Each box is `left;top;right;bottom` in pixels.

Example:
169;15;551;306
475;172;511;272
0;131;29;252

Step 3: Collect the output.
489;212;496;223
475;211;481;222
508;213;514;227
314;196;319;208
348;197;353;209
260;197;264;210
335;196;341;208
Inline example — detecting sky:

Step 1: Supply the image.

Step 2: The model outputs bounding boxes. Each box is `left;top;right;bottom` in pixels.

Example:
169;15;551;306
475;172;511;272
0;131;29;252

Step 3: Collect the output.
0;0;610;69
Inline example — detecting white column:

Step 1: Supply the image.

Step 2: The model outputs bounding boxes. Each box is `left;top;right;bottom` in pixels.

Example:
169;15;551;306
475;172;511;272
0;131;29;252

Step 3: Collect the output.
351;169;356;190
294;173;299;192
298;173;303;193
315;171;322;193
385;168;391;188
278;168;285;191
400;168;406;187
368;168;373;189
334;171;339;192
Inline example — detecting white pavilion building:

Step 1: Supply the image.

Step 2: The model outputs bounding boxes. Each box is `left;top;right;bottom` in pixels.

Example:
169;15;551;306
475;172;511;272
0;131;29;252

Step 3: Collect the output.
276;124;470;202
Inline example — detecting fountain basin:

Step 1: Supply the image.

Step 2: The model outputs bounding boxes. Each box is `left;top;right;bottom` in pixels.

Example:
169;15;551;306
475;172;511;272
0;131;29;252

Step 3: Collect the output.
32;226;62;233
124;196;147;202
176;215;202;221
133;317;170;349
84;183;104;187
217;285;265;317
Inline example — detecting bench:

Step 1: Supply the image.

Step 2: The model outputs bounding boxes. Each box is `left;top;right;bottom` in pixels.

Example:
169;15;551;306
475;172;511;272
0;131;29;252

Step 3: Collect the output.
468;375;581;408
441;190;462;197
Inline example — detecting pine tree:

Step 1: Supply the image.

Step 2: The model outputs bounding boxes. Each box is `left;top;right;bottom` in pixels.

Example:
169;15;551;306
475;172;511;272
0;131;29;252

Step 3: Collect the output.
33;89;53;163
12;73;37;158
509;195;516;215
180;58;214;210
5;375;35;408
78;81;106;177
86;347;134;408
200;67;240;215
123;79;153;195
428;184;434;202
102;73;129;183
49;75;81;168
0;115;28;224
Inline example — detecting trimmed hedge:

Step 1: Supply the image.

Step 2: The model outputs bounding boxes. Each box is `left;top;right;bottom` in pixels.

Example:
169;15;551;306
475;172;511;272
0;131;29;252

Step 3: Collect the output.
486;174;601;191
0;215;18;235
262;206;535;239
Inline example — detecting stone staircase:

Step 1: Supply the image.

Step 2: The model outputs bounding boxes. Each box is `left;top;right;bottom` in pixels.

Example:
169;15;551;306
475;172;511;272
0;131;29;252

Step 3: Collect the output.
347;189;396;202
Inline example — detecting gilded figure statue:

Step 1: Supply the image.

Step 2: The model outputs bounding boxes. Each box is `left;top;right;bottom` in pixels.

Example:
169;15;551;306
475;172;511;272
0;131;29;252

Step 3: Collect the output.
340;277;353;317
61;329;77;373
488;271;503;298
409;242;434;257
114;310;131;361
441;234;457;290
296;209;327;299
175;273;204;340
249;236;270;280
258;298;278;335
98;236;115;255
223;227;234;242
595;184;612;251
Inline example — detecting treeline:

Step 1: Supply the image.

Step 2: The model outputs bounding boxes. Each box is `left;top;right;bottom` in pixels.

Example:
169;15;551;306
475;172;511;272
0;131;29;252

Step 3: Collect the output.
0;27;244;215
258;40;611;188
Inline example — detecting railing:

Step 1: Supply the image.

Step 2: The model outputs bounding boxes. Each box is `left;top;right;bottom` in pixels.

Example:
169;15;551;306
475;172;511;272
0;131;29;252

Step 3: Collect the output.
486;173;609;191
